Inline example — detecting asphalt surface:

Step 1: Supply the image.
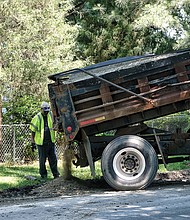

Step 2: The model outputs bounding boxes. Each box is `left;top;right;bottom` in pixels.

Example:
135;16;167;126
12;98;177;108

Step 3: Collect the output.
0;183;190;220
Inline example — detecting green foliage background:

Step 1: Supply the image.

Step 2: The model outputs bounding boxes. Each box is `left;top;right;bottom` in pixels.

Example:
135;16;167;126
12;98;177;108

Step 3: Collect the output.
0;0;86;123
1;0;190;123
146;112;190;133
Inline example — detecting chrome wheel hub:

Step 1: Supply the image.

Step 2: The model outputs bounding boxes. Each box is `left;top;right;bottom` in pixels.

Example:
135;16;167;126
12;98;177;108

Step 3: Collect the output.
113;147;146;180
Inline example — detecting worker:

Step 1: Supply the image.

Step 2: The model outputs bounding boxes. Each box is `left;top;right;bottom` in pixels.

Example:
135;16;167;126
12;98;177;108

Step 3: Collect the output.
30;101;60;179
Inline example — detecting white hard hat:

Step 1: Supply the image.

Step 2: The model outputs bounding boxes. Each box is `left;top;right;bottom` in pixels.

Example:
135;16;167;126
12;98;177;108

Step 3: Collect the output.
41;101;50;111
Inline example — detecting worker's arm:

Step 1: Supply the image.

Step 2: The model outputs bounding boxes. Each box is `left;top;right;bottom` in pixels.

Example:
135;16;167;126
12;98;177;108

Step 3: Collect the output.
31;131;35;143
31;131;37;152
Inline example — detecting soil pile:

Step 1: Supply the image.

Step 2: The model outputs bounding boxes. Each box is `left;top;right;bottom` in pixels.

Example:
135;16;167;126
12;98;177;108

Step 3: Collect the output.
1;170;190;204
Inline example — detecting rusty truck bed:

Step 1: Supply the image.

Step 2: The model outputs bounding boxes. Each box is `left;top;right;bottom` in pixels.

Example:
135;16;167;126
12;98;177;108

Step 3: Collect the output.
48;48;190;141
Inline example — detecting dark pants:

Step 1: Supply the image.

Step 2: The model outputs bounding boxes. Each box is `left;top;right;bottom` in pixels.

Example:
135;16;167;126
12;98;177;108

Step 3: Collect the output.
37;142;60;178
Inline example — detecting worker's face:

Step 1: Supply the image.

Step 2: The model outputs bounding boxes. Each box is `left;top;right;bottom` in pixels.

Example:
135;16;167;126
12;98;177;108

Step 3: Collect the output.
41;108;49;115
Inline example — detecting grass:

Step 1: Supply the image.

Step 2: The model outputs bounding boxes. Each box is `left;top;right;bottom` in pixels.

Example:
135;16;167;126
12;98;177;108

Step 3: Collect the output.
72;161;102;180
159;160;190;172
0;160;102;191
0;159;189;191
0;162;45;191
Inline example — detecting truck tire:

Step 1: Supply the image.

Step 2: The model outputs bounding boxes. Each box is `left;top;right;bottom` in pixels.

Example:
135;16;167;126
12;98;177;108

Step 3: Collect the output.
101;135;158;190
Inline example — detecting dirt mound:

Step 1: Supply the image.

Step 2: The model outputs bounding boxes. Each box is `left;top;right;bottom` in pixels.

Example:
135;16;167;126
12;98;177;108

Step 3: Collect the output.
30;169;190;198
1;170;190;204
29;176;111;198
156;169;190;181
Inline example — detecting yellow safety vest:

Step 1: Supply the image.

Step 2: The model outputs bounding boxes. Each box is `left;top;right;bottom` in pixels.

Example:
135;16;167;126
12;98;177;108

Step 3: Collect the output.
30;111;56;145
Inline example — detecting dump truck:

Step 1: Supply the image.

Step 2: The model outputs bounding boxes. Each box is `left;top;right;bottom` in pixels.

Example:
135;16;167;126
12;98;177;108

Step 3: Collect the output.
48;48;190;190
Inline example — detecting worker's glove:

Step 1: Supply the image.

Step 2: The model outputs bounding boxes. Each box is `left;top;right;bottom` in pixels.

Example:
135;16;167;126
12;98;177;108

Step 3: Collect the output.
31;143;37;152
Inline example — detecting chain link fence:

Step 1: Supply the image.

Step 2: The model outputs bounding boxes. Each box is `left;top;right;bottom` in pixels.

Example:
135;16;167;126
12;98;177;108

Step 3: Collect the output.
0;124;65;164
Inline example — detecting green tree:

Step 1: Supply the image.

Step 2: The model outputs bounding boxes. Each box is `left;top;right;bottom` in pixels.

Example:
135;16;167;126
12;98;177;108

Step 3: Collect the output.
70;0;190;62
0;0;86;124
132;0;190;53
3;95;41;124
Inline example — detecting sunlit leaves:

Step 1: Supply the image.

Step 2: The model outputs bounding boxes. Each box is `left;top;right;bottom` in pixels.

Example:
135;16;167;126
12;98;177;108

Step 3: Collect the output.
0;0;85;123
133;3;183;39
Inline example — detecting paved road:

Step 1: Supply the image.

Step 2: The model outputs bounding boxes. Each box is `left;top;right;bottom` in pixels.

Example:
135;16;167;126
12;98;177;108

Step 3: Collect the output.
0;184;190;220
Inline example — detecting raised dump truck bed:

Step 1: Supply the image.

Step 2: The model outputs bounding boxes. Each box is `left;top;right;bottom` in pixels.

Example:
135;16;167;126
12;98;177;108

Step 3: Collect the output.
48;48;190;190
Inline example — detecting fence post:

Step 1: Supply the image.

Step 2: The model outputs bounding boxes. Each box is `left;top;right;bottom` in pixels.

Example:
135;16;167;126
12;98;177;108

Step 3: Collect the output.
0;98;2;162
13;125;16;163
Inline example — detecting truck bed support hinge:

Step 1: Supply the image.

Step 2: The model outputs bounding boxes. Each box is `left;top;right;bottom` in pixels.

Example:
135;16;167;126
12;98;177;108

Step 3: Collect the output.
153;129;167;168
81;129;96;178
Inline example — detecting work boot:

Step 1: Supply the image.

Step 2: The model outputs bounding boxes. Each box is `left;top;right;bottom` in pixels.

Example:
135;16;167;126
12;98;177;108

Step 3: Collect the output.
54;175;60;179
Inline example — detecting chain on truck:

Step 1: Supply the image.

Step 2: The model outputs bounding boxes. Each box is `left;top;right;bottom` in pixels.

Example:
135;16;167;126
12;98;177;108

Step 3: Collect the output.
48;48;190;190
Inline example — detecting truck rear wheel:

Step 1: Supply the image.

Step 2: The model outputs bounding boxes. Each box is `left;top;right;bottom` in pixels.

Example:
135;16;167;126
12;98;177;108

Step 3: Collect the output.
101;135;158;190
